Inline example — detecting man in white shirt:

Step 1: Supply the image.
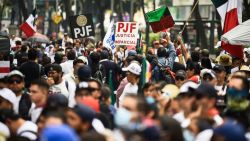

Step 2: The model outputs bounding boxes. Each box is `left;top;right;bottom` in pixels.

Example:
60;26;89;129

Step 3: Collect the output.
7;70;32;120
63;59;85;86
1;109;38;140
47;64;75;102
119;61;141;104
61;33;73;49
29;79;49;123
60;49;76;75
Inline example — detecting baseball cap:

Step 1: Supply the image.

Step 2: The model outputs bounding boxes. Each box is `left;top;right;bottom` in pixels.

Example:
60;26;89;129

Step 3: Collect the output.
196;83;217;98
200;69;216;79
41;125;79;141
175;70;186;78
213;65;226;72
73;104;95;123
0;88;17;107
77;65;92;81
78;56;88;65
179;81;198;94
213;121;246;141
48;64;62;73
46;94;68;108
127;50;137;57
7;70;25;78
122;62;141;75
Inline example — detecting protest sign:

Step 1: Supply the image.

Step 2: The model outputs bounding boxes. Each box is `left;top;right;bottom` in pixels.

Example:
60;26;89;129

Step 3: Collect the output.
69;14;95;39
115;22;138;46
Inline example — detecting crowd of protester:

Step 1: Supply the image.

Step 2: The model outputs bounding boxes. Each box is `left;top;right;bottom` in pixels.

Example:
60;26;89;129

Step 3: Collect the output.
0;31;250;141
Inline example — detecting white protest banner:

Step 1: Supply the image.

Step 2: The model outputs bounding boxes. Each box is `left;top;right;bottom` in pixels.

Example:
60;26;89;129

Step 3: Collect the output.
115;22;138;46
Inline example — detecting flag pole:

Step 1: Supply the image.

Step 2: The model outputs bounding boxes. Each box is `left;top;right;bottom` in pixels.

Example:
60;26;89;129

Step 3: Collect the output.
179;0;200;34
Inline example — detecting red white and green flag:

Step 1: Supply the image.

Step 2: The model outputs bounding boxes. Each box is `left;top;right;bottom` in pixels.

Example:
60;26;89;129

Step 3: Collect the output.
145;6;175;33
20;8;37;37
211;0;243;59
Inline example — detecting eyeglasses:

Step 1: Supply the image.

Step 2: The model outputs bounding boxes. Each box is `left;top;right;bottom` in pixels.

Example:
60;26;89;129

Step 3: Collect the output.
176;76;185;81
8;79;22;84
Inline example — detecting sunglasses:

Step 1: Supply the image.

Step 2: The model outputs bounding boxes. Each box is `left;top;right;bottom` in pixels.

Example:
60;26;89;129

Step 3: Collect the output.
8;79;22;84
176;76;185;81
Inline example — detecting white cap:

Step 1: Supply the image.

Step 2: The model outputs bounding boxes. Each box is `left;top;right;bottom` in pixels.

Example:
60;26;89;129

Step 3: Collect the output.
0;88;17;107
200;69;216;78
7;70;25;78
78;56;88;65
179;81;198;93
122;62;141;75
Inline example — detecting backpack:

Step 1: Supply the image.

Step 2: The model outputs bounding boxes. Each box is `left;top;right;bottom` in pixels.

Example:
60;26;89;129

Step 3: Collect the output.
152;60;175;83
93;63;107;84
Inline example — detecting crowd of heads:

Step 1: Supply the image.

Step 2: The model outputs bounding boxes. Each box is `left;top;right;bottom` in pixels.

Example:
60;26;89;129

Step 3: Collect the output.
0;32;249;141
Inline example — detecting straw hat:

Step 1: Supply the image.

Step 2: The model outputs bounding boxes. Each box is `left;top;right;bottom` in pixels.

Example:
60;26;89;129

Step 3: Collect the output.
216;54;232;66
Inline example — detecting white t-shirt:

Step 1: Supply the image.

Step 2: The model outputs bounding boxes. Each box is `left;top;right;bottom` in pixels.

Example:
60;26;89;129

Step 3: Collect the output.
119;83;138;104
50;80;75;107
17;121;38;140
0;122;10;137
14;95;22;114
60;60;74;75
50;80;70;98
215;85;227;96
173;111;185;123
29;103;43;123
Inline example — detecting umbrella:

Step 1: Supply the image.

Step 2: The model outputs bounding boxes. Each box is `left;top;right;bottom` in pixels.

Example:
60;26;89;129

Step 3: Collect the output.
221;19;250;46
27;33;50;44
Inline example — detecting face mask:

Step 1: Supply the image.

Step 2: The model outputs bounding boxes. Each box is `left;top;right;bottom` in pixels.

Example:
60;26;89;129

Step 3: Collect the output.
115;108;132;128
227;87;248;99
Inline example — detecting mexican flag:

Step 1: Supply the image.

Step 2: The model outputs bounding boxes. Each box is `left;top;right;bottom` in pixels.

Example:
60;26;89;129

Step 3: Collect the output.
145;6;175;33
20;8;37;37
212;0;243;59
140;58;152;87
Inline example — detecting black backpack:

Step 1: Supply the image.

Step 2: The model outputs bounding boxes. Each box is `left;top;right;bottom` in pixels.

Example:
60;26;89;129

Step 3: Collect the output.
93;63;107;84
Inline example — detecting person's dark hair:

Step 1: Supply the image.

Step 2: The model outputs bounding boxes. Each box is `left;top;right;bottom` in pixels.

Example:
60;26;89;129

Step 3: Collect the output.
38;107;67;124
88;79;102;89
186;61;201;75
21;45;28;52
15;40;22;46
73;59;84;66
7;136;31;141
142;82;155;94
28;48;37;60
191;51;200;62
201;57;212;69
67;49;76;60
201;49;209;58
231;75;249;91
54;53;63;64
0;109;20;123
100;86;111;102
42;56;51;67
157;47;167;58
89;52;101;63
30;79;49;91
80;132;106;141
160;115;184;141
100;50;109;60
